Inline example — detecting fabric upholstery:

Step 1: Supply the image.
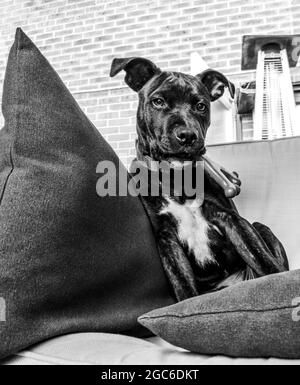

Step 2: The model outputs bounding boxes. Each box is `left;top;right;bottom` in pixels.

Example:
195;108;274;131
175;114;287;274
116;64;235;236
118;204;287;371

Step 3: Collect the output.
2;333;299;365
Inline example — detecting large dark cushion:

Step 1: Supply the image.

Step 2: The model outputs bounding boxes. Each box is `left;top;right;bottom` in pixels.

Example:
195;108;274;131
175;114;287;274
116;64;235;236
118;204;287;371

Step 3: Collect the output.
0;28;174;360
139;270;300;359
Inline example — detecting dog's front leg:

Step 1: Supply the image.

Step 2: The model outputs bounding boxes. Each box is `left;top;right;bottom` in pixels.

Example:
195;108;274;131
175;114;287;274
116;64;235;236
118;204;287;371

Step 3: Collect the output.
156;220;199;302
205;206;288;277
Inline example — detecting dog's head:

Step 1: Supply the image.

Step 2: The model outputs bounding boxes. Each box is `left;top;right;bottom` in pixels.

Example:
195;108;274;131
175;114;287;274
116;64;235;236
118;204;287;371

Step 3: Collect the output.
110;57;235;161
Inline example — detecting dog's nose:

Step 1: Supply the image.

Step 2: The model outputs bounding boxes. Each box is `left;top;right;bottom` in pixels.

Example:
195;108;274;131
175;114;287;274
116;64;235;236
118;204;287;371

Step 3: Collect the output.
175;129;197;146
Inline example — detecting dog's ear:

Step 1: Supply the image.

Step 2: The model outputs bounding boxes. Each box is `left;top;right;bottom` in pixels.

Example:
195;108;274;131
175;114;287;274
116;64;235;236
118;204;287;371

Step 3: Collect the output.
198;69;235;102
110;57;161;92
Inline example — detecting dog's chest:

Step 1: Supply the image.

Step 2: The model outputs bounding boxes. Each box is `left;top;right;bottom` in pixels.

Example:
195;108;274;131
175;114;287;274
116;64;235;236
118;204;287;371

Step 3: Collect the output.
160;198;215;267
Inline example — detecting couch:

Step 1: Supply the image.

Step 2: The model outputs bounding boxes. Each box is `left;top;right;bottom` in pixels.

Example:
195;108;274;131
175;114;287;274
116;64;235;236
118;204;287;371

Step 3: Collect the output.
3;136;300;365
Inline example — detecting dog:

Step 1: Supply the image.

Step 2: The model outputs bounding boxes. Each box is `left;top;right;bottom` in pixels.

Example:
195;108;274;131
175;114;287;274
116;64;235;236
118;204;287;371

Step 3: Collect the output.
110;57;289;301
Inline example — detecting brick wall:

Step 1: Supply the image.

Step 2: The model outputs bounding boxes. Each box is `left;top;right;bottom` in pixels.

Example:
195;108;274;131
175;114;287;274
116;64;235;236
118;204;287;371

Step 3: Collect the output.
0;0;299;167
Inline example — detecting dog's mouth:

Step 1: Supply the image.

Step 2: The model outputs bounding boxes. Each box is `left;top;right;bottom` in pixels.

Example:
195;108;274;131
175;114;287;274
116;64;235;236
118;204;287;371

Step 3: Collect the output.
160;147;207;163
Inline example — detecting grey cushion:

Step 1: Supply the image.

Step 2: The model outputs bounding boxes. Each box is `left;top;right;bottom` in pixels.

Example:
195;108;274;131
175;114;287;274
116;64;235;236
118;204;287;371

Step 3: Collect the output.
139;270;300;359
0;28;174;360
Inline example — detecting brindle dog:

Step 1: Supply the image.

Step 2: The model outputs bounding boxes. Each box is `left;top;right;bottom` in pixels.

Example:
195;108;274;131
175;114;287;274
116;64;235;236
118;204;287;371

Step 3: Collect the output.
110;57;289;301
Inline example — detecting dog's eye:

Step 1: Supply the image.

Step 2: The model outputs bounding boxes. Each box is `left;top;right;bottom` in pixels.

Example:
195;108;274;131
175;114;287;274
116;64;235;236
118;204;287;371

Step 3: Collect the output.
196;102;207;113
152;98;165;109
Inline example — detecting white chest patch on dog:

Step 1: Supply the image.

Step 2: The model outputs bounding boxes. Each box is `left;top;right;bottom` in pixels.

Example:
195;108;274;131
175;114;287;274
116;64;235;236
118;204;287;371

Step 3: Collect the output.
160;198;215;267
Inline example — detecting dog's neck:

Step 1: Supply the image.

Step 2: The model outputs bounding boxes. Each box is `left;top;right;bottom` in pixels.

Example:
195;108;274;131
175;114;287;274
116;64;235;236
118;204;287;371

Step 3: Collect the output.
132;137;204;205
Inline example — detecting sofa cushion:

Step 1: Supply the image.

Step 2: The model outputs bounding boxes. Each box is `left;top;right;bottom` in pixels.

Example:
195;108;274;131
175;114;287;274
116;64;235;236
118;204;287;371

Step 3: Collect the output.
139;270;300;359
3;333;300;365
207;137;300;270
0;28;174;360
